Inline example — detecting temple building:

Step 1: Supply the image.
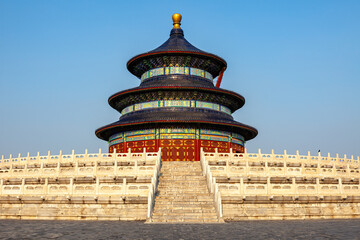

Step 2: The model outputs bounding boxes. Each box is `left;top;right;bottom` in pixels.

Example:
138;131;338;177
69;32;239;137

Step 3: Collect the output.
96;14;257;161
0;14;359;223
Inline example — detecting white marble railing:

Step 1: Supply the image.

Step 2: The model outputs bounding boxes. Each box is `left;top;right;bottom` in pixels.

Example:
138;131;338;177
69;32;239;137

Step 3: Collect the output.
206;148;359;165
0;181;151;198
200;148;222;218
217;181;360;198
203;149;360;178
0;149;160;178
203;148;360;199
0;148;162;205
0;148;159;168
208;164;360;179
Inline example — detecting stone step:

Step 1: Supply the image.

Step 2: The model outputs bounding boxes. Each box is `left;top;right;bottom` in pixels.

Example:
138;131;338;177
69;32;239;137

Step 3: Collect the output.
154;201;214;205
159;180;205;182
157;188;207;191
161;166;202;169
161;172;202;174
158;187;208;189
160;176;204;179
154;197;213;201
153;205;215;208
155;197;213;201
159;187;207;188
155;193;211;196
158;182;207;185
152;208;217;213
154;202;214;205
162;164;202;166
154;202;215;206
159;179;205;181
156;189;209;192
152;208;217;212
155;192;209;195
158;180;204;182
157;184;207;186
158;181;206;183
152;212;216;216
157;185;208;188
161;167;202;169
161;166;201;168
156;193;210;197
159;184;207;187
149;162;221;223
158;183;207;186
151;217;219;223
155;199;213;203
151;215;218;221
157;188;208;190
152;214;218;218
153;205;216;210
154;199;214;202
155;194;212;198
157;189;207;192
152;210;217;215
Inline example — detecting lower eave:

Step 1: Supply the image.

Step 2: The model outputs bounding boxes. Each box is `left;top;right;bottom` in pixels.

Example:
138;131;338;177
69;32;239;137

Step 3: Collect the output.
95;120;258;142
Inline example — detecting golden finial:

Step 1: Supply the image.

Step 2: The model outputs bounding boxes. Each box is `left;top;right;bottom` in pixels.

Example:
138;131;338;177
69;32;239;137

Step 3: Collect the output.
172;13;182;29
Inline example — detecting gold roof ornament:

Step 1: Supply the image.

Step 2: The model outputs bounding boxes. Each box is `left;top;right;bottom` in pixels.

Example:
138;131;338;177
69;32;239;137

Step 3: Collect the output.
172;13;182;29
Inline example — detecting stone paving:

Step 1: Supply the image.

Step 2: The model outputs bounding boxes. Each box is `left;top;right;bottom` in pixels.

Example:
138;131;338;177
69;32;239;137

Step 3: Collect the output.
0;219;359;239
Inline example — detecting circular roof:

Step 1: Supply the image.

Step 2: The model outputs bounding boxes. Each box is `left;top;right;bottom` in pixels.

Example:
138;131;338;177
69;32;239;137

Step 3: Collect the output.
127;19;226;79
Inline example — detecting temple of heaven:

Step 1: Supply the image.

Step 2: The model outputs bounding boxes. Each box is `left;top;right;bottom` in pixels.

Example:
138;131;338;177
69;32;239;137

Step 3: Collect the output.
96;14;257;161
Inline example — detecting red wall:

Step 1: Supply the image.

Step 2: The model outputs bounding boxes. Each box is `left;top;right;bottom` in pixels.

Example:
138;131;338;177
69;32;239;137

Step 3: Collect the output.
109;139;244;161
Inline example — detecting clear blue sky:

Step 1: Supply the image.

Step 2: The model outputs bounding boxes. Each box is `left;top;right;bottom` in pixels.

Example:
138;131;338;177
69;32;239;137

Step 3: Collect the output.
0;0;359;158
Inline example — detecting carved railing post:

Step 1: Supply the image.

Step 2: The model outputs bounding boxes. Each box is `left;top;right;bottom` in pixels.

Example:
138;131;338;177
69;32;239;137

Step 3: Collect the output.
9;154;13;173
283;150;287;176
267;177;271;196
44;178;49;196
240;177;244;196
292;177;297;196
70;177;74;196
0;179;3;195
316;178;320;197
96;177;99;196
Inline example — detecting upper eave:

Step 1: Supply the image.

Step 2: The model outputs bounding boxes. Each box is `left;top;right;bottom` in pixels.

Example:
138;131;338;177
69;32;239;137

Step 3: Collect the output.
127;51;227;79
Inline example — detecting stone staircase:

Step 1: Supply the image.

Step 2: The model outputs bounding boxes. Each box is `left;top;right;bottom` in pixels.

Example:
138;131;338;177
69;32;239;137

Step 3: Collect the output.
149;161;222;223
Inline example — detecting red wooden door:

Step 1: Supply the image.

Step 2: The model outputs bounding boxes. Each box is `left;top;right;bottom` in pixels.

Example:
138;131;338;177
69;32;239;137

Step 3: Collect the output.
160;139;197;161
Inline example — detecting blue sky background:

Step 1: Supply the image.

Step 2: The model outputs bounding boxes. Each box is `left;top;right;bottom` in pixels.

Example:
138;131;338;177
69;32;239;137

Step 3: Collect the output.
0;0;359;158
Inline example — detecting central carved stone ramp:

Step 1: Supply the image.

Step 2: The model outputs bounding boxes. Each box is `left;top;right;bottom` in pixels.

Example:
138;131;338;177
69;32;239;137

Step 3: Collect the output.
150;161;222;223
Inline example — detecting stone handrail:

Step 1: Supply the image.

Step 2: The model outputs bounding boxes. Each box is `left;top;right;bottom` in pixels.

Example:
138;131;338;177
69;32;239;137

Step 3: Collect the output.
208;164;360;179
203;149;360;168
200;148;223;219
0;179;151;198
203;149;360;180
0;149;160;179
0;148;162;204
217;182;359;199
0;148;160;168
202;148;360;200
147;148;162;219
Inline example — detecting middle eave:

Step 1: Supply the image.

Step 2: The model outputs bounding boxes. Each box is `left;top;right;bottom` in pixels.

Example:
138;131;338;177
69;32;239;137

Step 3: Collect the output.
108;86;245;113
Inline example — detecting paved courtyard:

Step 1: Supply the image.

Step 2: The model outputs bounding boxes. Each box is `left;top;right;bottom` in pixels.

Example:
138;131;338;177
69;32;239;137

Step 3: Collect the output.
0;219;360;239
